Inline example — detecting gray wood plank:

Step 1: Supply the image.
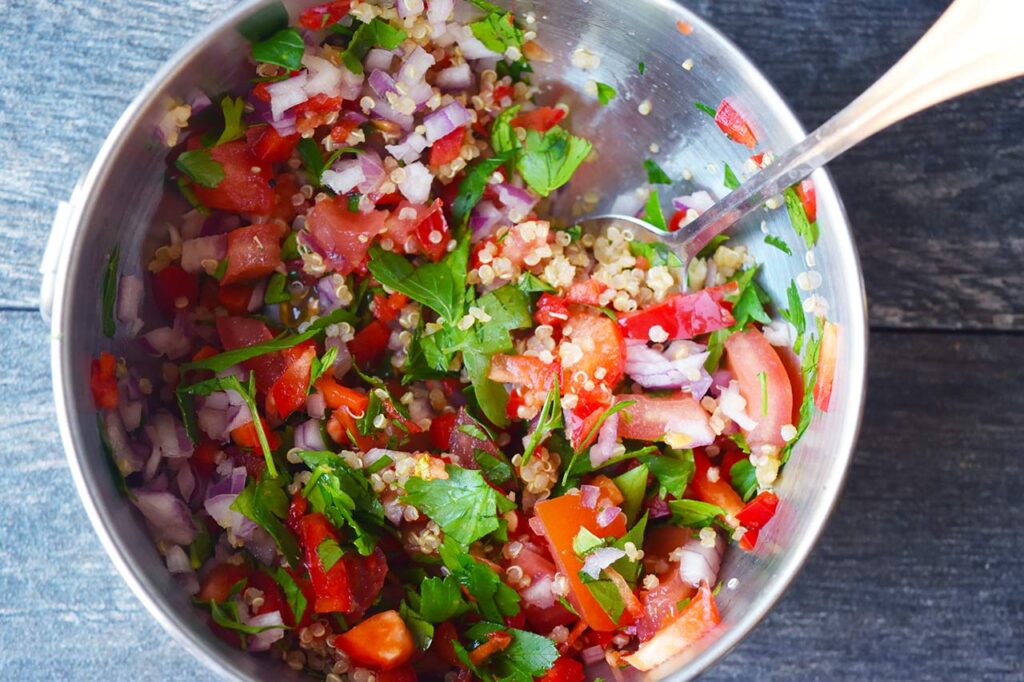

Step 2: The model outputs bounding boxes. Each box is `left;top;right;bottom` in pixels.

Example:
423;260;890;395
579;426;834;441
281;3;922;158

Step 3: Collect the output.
4;310;1021;679
2;0;1023;331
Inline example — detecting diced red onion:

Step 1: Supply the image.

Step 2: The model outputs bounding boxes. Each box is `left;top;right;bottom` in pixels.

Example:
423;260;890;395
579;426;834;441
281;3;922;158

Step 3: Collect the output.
624;339;712;399
385;132;428;164
316;274;346;313
529;515;546;537
244;610;286;652
609;189;648;217
580;547;626;578
674;190;714;214
646;495;670;520
225;402;254;433
145;411;194;459
322;158;365;195
325;335;353;380
247;278;267;313
306;392;326;420
187;90;212;114
719;380;759;431
365;48;396;72
267;73;309;121
495;183;537;222
596;505;622;528
141;314;191;360
302;55;343;98
468;200;503;240
368;69;398;98
133;490;196;545
294;419;327;451
176;463;196;505
116;275;144;337
383;498;405;526
119;398;143;433
435;63;473;91
426;0;454;24
104;410;143;474
580;485;600;509
405;80;434;107
204;467;257;537
181;234;226;274
398;46;435;87
581;646;605;665
520;574;554;608
371;97;414;130
451;24;501;59
143;445;161;482
764;319;797;347
358;151;386;194
590;411;620;467
396;0;424;18
424;102;470;143
398;161;433;204
677;532;725;588
165;544;191;574
180;209;205;240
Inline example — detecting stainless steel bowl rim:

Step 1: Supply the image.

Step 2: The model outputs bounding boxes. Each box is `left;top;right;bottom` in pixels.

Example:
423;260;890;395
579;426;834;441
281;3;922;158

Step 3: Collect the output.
45;1;868;679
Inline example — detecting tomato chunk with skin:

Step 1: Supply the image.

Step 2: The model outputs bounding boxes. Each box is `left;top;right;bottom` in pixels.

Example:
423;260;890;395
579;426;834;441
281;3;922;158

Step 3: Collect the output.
221;222;283;286
637;526;697;641
616;393;714;448
624;582;720;671
335;610;415;671
506;543;575;632
192;141;275;214
267;340;316;420
618;283;737;342
90;352;118;409
246;125;299;165
414;198;451;262
538;656;585;682
814;321;839;411
560;310;625;415
215;316;286;394
152;264;200;319
691;449;743;518
535;492;627;631
299;513;351;614
510;106;566;133
429;126;466;167
723;328;794;448
349;320;390;369
198;562;250;603
714;99;758;149
306;196;388;275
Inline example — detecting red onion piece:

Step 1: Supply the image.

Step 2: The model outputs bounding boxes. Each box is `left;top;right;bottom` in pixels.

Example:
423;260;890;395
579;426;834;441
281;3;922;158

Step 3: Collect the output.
267;73;309;121
133;490;196;545
104;410;144;474
294;419;327;451
141;314;192;359
580;484;600;509
244;610;286;652
322;158;366;195
590;411;620;467
520;574;554;608
396;0;424;18
306;392;326;420
596;505;622;528
368;68;398;98
165;545;192;574
580;547;626;578
448;408;497;469
451;24;501;59
204;467;258;538
398;46;435;87
326;335;353;380
424;102;470;143
145;411;193;459
385;132;429;164
365;48;396;72
371;97;415;130
176;463;196;506
495;183;538;222
426;0;454;24
581;646;605;665
398;161;433;204
677;532;725;588
187;90;212;114
719;380;758;431
116;275;144;337
436;63;473;91
468;200;504;240
673;190;714;214
624;339;713;399
181;234;226;274
246;278;267;313
119;398;143;433
302;55;343;98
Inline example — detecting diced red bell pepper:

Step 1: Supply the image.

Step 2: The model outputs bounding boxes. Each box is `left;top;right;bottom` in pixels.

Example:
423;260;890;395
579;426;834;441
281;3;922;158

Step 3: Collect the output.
191;141;275;214
246;126;299;165
299;513;351;614
221;222;283;286
216;282;257;315
325;396;381;452
735;491;779;537
796;179;817;223
245;570;286;618
428;411;458;451
429;126;466;167
349;320;390;369
539;656;585;682
510;106;566;133
298;0;351;29
814;321;838;412
534;293;569;327
377;665;418;682
691;449;744;518
267;340;316;420
334;610;415;671
316;376;368;412
152;264;200;319
535;492;628;632
565;279;607;306
90;352;119;409
215;316;286;394
372;292;409;324
414;198;451;262
287;491;308;535
668;209;689;232
197;562;250;603
714;99;758;149
342;546;389;620
252;82;272;103
618;282;737;342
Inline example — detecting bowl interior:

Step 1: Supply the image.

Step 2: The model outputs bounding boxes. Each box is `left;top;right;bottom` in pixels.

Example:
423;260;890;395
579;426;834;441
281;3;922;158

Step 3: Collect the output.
50;1;867;679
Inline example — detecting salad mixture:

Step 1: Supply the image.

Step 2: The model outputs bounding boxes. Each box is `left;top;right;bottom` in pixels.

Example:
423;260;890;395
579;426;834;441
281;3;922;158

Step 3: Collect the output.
92;1;839;679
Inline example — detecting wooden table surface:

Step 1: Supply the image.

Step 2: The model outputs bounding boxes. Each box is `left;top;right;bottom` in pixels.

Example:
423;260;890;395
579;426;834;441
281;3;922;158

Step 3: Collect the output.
2;0;1021;679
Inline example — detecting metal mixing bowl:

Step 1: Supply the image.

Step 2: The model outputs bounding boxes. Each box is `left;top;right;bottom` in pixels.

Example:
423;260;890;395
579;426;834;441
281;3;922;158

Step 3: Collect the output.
41;0;868;678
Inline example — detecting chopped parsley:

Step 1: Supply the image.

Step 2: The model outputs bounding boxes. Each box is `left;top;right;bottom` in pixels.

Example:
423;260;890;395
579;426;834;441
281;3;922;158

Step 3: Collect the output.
101;245;119;339
595;81;617;105
175;149;224;188
729;459;758;502
214;96;246;147
417;575;472;623
516;126;593;197
642;189;668;230
781;279;807;353
317;538;344;571
723;162;740;190
728;266;772;330
470;12;524;53
453;156;508;228
521;378;561;463
230;471;300;565
783;185;819;247
668;499;726;528
340;18;407;74
367;238;469;325
272;566;308;625
764;234;793;255
611;463;649;525
694;100;716;118
628;240;684;268
644;159;673;185
403;465;515;546
758;370;768;416
251;27;305;70
639;448;694;499
459;622;559;682
438;537;521;622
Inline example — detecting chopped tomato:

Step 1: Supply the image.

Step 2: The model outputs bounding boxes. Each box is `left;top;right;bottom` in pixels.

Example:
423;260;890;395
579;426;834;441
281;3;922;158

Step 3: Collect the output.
618;282;737;342
510;106;566;133
152;264;200;319
637;526;698;640
587;474;624;507
191;345;220;363
736;491;779;535
372;292;409;323
90;352;119;409
560;310;625;417
230;417;280;456
814;321;838;411
306;196;388;275
327;404;380;452
723;328;794;447
506;544;574;632
271;173;301;223
342;546;389;620
377;665;417;682
298;0;351;29
714;99;758;149
796;178;817;223
191;141;274;214
295;94;345;134
216;283;257;315
534;293;569;327
246;126;299;165
414;199;451;262
492;83;513;103
221;223;283;286
299;513;351;614
267;340;316;420
488;353;558;420
535;492;627;631
191;439;220;478
349;320;390;369
197;562;249;603
428;411;458;451
245;570;286;617
675;18;694;35
691;449;743;518
334;610;415;671
667;209;688;232
496;220;551;267
615;393;713;446
215;316;286;393
429;126;466;167
565;279;606;306
624;582;719;671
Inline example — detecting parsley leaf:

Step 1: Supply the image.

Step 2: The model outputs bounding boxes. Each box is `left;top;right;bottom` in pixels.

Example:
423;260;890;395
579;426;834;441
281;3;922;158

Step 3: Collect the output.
465;0;506;16
610;513;648;583
263;272;290;304
463;623;559;682
205;596;287;638
628;240;683;268
404;466;515;546
308;345;338;390
470;12;523;53
703;328;728;373
491;105;521;156
521;378;561;462
729;459;758;502
101;245;119;338
561;401;638;486
438;537;521;621
573;527;607;557
516;272;556;294
642;189;668;230
696;234;730;260
367;238;469;324
230;472;300;566
781;280;806;353
694;100;716;117
638;448;694;498
723;162;740;190
728;266;772;330
272;567;307;624
251;27;305;70
595;81;617;105
517;127;592;197
297;137;359;187
453;156;508;228
176;373;276;477
644;159;672;185
419;575;472;622
638;61;647;74
317;538;344;571
176;150;225;188
612;464;649;526
669;499;726;528
580;575;625;622
215;97;246;147
297;450;389;555
784;185;819;247
781;319;823;463
764;234;793;255
341;18;407;74
473;447;513;484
